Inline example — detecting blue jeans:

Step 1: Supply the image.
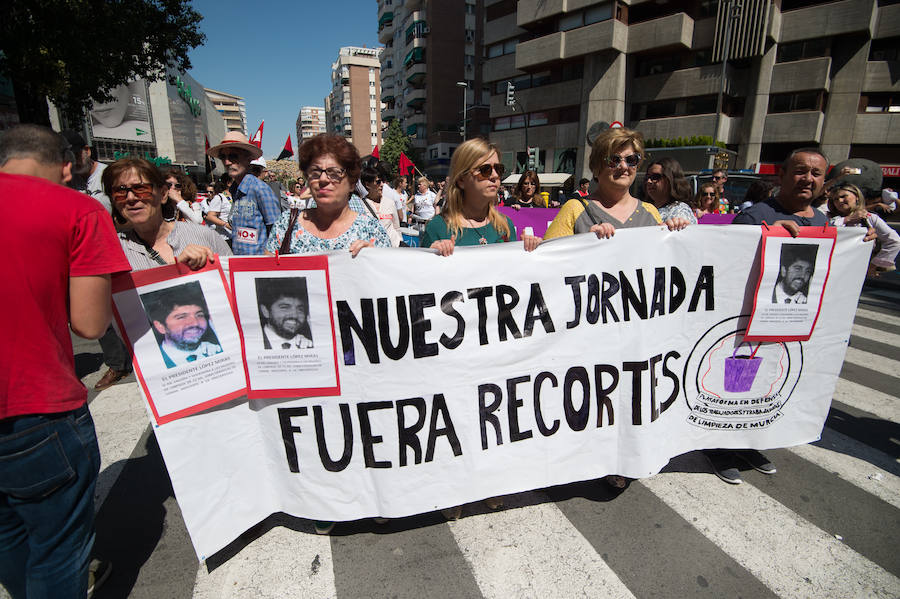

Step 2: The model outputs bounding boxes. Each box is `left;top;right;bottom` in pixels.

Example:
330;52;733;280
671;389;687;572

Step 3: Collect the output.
0;405;100;599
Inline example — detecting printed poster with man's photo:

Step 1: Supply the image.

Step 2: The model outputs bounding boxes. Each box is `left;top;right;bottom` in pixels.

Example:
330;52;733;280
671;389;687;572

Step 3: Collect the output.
111;262;247;424
229;255;341;399
744;226;837;342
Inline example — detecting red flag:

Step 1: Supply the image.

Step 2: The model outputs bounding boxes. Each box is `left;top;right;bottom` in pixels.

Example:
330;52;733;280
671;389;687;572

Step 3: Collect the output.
371;145;380;158
399;152;415;178
204;136;212;174
276;135;293;161
250;121;264;149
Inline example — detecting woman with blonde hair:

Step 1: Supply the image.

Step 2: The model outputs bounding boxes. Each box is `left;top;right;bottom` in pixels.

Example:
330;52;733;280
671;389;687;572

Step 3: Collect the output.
409;175;437;228
545;127;689;241
827;182;899;274
694;182;718;218
422;137;540;253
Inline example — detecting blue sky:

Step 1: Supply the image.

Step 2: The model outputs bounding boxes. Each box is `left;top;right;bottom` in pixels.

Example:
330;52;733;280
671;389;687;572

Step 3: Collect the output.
188;1;380;158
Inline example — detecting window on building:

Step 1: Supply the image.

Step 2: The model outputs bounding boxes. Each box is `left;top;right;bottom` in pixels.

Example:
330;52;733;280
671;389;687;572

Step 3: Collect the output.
465;1;476;15
870;36;900;61
486;0;516;21
585;4;614;25
768;91;825;113
686;95;717;115
776;38;831;63
860;93;900;113
559;12;583;31
465;29;475;42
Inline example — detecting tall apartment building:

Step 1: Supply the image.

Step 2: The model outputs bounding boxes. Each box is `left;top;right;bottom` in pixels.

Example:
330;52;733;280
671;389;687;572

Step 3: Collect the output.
324;46;384;157
378;0;489;176
296;106;327;144
484;0;900;184
204;88;248;137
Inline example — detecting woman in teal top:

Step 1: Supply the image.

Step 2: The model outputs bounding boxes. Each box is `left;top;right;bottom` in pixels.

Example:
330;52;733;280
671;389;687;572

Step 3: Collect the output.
421;138;540;253
421;138;539;520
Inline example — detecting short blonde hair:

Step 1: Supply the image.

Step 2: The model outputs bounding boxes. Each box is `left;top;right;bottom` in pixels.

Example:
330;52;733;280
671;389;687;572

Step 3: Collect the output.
417;176;430;187
443;138;511;240
588;127;645;176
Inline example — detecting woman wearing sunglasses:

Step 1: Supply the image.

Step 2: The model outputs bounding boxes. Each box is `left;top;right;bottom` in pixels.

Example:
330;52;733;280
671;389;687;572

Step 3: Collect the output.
694;183;719;219
421;138;541;255
359;162;403;247
545;127;690;241
505;169;543;210
162;167;203;225
265;134;390;258
103;158;231;271
643;157;697;224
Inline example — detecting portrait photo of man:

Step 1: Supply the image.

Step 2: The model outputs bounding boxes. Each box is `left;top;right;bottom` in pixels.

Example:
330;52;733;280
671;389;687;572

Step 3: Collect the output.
141;282;223;368
256;277;314;350
772;243;818;304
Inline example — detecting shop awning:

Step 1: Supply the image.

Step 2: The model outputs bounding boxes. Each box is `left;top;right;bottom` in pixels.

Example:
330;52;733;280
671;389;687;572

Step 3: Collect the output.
378;12;393;27
403;47;424;67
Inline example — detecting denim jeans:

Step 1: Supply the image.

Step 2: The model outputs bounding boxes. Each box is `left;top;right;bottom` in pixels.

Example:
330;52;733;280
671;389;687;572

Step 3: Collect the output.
0;404;100;599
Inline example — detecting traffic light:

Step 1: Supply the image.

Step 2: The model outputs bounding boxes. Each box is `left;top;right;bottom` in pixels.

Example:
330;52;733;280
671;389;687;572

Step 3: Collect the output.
527;146;539;170
506;81;515;106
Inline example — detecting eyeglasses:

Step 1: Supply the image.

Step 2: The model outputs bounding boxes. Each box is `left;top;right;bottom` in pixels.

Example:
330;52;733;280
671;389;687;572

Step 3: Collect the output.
712;175;726;181
521;181;536;186
701;192;716;197
646;173;663;183
220;152;243;163
111;183;155;202
473;162;506;179
166;182;182;189
365;177;383;187
605;153;641;169
307;166;346;183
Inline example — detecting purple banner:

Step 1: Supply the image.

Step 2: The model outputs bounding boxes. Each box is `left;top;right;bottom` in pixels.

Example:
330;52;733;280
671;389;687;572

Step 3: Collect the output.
497;206;560;238
699;213;736;225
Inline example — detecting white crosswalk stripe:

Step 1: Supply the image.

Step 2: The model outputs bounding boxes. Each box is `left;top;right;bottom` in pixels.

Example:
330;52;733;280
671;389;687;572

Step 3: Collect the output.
448;492;636;599
641;471;900;599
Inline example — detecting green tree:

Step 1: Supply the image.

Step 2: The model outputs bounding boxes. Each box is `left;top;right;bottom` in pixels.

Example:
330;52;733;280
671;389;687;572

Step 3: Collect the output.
1;1;205;125
380;120;409;176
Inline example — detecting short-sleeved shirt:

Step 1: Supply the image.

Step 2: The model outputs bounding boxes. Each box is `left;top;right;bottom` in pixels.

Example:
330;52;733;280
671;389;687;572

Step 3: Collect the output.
119;221;233;271
732;197;828;227
544;197;662;239
658;201;698;224
230;173;282;255
0;173;130;419
421;213;518;247
207;192;233;238
265;210;392;255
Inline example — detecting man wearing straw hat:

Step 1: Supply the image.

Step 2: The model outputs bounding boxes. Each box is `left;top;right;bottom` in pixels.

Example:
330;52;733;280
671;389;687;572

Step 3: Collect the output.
207;132;281;255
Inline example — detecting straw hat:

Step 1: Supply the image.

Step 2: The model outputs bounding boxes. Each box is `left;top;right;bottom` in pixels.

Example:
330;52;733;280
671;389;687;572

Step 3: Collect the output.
207;131;263;160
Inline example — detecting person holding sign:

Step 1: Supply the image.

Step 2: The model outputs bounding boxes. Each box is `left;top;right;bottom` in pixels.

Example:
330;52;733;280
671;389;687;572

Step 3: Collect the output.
421;138;541;254
826;182;899;275
543;127;689;489
544;127;690;241
102;158;232;272
265;134;390;256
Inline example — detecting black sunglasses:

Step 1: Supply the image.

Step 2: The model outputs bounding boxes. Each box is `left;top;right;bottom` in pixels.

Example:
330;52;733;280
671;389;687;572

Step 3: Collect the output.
646;173;663;182
166;181;182;189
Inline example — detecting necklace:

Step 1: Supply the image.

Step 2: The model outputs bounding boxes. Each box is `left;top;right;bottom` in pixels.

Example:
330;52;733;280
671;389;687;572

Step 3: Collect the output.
466;217;490;245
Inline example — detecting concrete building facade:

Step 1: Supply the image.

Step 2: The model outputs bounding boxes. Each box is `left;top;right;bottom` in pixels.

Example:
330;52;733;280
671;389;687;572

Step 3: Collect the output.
483;0;900;182
378;0;489;176
324;46;384;157
204;88;248;137
296;106;327;144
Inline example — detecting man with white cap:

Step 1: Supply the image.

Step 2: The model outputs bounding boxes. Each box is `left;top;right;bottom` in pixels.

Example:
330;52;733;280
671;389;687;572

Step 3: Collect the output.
207;132;281;255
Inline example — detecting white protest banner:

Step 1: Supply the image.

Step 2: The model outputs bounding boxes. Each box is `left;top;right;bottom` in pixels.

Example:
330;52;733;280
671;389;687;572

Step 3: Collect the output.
112;261;246;425
144;225;869;560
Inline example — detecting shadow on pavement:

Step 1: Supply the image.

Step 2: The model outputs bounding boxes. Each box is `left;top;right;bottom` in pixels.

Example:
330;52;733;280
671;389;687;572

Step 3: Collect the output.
92;431;175;599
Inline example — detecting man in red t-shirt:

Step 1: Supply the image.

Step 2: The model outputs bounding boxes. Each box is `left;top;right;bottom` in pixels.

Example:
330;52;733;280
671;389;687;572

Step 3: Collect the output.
0;125;130;598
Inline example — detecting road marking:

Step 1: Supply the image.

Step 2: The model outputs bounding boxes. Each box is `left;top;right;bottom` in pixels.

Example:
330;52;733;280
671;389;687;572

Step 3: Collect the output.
448;492;636;599
832;378;900;424
843;347;899;383
852;323;900;347
642;472;900;599
857;306;900;327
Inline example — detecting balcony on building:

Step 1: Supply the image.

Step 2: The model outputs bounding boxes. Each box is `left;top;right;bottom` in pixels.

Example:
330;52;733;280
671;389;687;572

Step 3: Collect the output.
763;111;824;143
769;57;832;95
626;12;694;54
630;64;746;106
515;17;630;70
779;0;876;43
378;11;394;44
633;114;743;146
406;62;427;87
405;88;427;109
403;46;426;69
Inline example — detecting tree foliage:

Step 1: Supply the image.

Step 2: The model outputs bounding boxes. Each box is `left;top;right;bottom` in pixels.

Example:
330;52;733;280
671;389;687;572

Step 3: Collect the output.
379;120;409;176
645;136;726;149
1;0;205;124
267;159;300;188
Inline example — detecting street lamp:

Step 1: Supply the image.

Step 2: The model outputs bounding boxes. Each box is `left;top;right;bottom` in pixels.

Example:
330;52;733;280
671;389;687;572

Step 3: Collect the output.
456;81;467;141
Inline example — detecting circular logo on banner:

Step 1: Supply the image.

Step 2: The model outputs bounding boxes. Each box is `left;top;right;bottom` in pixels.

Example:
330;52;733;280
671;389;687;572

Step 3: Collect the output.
681;315;803;430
